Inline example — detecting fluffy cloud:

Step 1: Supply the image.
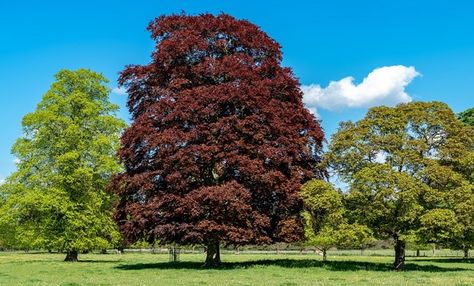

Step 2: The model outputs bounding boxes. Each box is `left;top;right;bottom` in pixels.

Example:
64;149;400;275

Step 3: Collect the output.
112;87;127;95
302;65;420;115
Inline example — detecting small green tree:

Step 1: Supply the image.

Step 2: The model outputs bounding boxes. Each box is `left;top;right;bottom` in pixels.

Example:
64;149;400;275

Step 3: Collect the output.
0;69;126;261
302;218;335;262
301;179;373;261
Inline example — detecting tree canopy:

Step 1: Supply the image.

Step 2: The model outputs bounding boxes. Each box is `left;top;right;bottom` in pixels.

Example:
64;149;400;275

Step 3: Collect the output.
325;101;474;270
110;13;324;267
459;108;474;127
0;69;126;261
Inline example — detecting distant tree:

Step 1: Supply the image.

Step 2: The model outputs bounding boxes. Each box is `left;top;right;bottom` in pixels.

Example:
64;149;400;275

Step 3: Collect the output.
458;108;474;127
325;101;474;270
403;233;431;257
0;69;126;261
300;180;373;261
110;14;324;267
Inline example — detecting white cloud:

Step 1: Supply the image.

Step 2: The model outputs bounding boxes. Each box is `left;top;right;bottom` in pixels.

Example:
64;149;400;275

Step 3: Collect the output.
0;178;5;185
302;65;420;114
112;87;127;96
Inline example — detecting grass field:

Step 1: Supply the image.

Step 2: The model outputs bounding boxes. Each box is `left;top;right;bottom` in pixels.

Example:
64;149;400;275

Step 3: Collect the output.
0;251;473;285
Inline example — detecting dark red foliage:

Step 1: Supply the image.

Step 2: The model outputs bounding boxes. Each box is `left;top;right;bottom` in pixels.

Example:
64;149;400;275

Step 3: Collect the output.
111;13;325;247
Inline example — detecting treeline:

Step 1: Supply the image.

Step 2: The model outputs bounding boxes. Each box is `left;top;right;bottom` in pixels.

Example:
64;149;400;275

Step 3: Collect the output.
0;14;473;271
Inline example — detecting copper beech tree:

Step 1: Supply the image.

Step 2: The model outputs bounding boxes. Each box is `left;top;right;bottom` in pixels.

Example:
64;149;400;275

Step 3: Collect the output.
110;14;324;267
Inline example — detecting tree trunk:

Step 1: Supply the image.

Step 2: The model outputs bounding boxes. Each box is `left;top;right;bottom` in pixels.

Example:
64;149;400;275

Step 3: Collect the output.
322;249;327;262
416;249;420;257
64;250;78;262
463;247;469;259
394;239;405;271
203;240;221;268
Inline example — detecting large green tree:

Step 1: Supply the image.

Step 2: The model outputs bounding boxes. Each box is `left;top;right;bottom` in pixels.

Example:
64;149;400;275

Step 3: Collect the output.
325;101;474;270
0;69;126;261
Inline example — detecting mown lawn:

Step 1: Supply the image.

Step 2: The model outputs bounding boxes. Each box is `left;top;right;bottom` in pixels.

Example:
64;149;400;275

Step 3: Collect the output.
0;252;473;285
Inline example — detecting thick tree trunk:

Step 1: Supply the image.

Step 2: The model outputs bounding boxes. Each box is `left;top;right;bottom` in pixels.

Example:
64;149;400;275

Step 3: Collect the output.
64;250;78;262
463;247;469;259
322;249;327;262
203;240;221;268
394;239;405;271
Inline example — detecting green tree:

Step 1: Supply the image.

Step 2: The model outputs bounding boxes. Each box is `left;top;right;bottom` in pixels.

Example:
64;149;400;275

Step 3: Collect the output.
458;108;474;127
325;101;474;270
0;185;14;249
0;69;126;261
336;223;376;253
420;164;474;258
301;180;374;261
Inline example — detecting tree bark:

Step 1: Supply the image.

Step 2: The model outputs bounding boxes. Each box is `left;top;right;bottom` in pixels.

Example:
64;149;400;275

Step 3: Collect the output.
203;240;221;268
394;239;405;271
322;249;327;262
463;247;469;259
64;250;78;262
416;249;420;257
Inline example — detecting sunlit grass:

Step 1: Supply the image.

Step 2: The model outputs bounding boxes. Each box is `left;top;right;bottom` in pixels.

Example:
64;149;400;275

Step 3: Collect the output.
0;251;472;285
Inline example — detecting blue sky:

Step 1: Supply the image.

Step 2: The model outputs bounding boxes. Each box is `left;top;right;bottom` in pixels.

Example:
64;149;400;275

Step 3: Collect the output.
1;0;474;180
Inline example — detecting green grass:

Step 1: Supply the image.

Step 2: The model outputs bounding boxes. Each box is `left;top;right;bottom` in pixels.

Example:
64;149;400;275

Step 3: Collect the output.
0;252;473;285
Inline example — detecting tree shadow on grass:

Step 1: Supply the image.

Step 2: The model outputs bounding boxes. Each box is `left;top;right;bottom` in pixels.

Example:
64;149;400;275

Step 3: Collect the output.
116;259;469;272
78;259;122;263
412;258;474;264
